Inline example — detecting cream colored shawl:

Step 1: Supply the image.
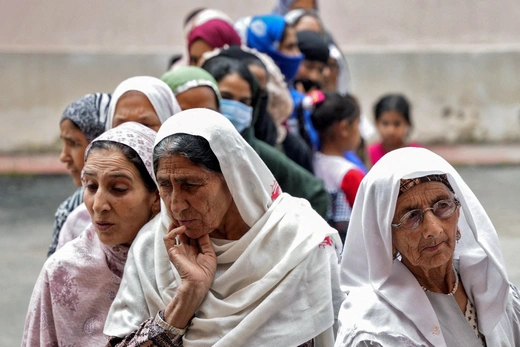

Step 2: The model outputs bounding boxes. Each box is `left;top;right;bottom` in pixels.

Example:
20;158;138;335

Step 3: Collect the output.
105;109;344;346
335;147;519;346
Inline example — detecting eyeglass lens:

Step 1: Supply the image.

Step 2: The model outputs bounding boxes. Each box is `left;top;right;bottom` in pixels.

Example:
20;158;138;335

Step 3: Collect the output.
401;200;457;229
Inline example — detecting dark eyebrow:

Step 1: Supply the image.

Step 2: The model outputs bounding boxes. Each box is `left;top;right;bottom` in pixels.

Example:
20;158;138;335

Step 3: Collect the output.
82;171;133;181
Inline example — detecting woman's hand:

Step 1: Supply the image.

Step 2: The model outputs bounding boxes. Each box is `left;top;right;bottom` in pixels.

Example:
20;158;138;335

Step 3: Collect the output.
162;224;217;329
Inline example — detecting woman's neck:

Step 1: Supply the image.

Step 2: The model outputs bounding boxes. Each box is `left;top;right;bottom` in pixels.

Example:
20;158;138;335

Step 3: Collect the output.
407;261;457;295
320;141;347;157
382;141;406;153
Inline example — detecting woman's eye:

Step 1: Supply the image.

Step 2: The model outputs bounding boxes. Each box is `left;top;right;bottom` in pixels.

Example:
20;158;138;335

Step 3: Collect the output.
113;186;128;193
86;184;97;192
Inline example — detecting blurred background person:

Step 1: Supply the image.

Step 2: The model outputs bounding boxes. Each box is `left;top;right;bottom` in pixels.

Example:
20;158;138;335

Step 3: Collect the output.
48;93;111;257
368;93;422;166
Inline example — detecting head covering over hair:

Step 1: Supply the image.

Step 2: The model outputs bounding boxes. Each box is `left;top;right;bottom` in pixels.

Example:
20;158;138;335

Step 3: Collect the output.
235;14;303;81
296;30;329;64
187;19;241;50
335;147;519;346
105;108;343;346
284;9;324;32
201;45;293;131
23;122;158;347
60;93;111;142
106;76;181;131
170;9;235;70
160;66;221;107
85;122;157;183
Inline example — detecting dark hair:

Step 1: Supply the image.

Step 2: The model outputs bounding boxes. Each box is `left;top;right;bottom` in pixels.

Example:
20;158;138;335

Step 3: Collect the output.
310;92;360;137
153;133;221;176
280;23;292;48
86;141;157;193
373;94;412;126
201;55;257;96
167;54;183;70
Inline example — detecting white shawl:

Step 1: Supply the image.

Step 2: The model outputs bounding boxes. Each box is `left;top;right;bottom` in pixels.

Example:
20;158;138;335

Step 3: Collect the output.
106;76;181;130
334;147;519;346
105;109;344;346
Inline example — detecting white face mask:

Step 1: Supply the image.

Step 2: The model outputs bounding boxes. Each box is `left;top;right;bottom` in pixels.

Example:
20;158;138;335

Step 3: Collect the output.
219;99;253;133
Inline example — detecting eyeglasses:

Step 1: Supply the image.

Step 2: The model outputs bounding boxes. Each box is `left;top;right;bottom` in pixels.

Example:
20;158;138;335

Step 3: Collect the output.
391;199;460;230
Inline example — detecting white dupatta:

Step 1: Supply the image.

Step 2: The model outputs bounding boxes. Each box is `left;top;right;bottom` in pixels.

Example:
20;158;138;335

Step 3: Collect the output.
105;109;343;346
335;147;518;346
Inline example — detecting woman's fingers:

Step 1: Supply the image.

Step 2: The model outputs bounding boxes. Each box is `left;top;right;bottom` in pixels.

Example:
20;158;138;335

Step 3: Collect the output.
198;234;216;257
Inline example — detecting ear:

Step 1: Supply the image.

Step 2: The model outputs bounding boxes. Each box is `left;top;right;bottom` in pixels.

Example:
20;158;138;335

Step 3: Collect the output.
150;190;161;218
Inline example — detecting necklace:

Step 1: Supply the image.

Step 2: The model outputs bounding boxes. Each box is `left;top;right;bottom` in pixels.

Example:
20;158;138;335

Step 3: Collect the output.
421;266;459;296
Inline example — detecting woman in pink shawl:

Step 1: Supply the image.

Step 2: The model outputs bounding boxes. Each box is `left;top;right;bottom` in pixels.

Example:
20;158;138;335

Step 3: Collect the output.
22;122;160;346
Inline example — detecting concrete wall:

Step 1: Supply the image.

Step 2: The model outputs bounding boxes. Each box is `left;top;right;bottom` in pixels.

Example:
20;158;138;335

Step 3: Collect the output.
2;0;520;151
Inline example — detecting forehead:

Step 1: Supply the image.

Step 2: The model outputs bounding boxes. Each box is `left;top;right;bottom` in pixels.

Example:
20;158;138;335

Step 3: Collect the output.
116;91;152;109
176;86;218;111
156;154;208;176
219;74;251;93
396;181;452;207
84;148;136;174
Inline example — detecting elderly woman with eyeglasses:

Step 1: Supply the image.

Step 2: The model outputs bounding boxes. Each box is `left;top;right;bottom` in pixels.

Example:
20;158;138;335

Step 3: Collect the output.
334;147;520;347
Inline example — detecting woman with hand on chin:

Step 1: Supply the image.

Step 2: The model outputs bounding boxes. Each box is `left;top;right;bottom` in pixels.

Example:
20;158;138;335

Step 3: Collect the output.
104;108;344;346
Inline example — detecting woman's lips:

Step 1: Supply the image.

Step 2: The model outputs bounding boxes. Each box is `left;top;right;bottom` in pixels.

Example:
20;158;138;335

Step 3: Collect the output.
95;222;114;231
423;243;442;252
177;219;195;227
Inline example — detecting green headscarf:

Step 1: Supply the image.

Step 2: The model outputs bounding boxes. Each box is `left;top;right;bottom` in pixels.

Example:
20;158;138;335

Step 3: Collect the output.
160;66;221;107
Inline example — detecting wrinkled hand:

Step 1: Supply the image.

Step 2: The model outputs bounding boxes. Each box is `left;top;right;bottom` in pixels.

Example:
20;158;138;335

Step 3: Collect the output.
163;224;217;296
163;224;217;328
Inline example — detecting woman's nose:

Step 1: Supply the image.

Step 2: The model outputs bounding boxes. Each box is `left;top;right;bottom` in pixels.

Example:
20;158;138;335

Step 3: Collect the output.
421;210;443;238
59;146;69;163
92;190;110;213
169;190;188;214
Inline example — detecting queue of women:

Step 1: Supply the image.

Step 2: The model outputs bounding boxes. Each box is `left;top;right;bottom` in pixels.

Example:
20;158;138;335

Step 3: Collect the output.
23;1;520;346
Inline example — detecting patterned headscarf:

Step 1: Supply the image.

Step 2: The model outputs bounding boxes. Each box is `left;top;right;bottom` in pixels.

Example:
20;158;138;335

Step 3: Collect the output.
399;174;455;196
106;76;182;130
85;122;157;183
60;93;111;142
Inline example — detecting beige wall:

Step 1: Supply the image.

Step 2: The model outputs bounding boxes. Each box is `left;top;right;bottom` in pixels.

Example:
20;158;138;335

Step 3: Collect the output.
2;0;520;151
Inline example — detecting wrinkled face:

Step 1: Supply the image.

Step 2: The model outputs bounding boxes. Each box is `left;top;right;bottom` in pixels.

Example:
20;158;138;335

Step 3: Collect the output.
156;154;235;240
279;26;301;57
83;149;158;246
189;39;214;66
59;119;89;186
294;15;323;33
376;110;409;148
218;73;252;106
176;86;219;111
113;91;161;131
391;181;459;272
296;60;326;85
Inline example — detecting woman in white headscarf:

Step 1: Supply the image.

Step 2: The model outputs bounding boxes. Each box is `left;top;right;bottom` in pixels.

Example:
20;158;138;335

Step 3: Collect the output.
23;122;160;346
104;108;344;346
56;76;181;249
335;147;520;346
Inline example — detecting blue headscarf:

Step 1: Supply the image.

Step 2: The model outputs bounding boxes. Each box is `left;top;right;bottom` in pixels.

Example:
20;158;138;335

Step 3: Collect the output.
238;14;303;82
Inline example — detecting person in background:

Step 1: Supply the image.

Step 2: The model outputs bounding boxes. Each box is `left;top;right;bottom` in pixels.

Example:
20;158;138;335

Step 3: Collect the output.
235;14;303;85
56;77;181;249
310;91;364;243
48;93;111;257
368;93;421;166
335;148;520;346
293;30;329;94
160;66;221;111
104;109;343;346
169;8;241;69
202;45;315;173
23;122;160;346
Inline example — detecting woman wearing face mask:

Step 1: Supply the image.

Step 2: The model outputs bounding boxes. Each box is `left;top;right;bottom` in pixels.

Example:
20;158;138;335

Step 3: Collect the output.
200;55;329;218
